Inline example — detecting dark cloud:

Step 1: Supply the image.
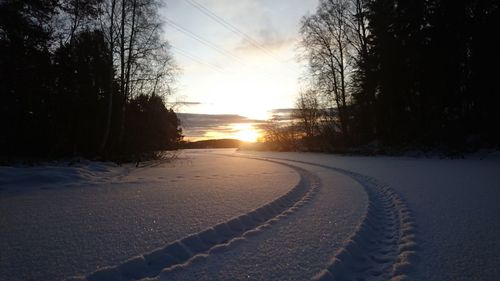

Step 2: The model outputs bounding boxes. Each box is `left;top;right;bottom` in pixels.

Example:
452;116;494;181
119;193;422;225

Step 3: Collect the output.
269;108;298;121
269;108;339;120
178;113;263;127
168;101;203;106
178;113;265;139
270;108;298;114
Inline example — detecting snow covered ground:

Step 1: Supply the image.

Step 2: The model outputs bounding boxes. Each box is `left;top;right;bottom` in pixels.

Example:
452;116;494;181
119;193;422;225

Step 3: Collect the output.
1;149;499;280
0;152;299;281
235;150;500;281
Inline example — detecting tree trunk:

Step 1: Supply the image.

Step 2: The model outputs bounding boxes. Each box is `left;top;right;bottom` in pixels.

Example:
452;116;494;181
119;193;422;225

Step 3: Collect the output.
99;0;116;156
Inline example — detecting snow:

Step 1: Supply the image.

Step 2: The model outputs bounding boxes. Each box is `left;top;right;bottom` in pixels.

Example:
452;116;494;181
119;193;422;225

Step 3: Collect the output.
0;160;125;193
0;152;299;281
234;150;500;280
1;149;500;281
153;161;367;281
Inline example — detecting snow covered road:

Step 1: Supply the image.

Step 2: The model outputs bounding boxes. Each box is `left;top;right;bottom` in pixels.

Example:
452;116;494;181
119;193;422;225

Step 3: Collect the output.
151;160;368;281
235;150;500;281
152;154;417;281
2;149;499;280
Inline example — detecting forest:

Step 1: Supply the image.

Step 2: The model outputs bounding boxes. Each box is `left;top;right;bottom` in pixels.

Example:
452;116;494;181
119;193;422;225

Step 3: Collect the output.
0;0;182;161
3;0;499;159
264;0;500;154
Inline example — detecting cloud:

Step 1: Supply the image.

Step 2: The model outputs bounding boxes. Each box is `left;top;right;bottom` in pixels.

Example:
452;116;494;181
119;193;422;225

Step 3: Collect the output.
178;113;263;126
178;113;265;139
234;26;294;53
270;108;297;114
269;108;298;121
172;101;203;106
204;0;296;54
267;107;340;122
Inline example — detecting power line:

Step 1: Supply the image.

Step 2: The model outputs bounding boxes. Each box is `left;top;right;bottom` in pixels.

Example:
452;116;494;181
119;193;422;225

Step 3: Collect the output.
183;0;294;70
183;0;272;54
170;45;225;73
165;18;248;67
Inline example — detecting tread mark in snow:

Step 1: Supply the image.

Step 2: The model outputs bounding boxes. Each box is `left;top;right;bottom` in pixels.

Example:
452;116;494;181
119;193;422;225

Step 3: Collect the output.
67;159;320;281
245;157;419;281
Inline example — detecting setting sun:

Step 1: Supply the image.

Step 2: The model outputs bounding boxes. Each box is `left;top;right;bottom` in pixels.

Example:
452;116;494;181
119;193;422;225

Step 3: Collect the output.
232;124;260;142
234;128;259;142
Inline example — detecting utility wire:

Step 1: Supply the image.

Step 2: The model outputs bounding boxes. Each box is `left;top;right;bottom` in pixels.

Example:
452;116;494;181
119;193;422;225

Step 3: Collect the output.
170;45;225;73
165;18;248;67
183;0;295;72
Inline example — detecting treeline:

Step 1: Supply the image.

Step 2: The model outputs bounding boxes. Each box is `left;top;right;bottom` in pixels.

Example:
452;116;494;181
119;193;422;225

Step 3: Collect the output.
271;0;499;153
0;0;182;160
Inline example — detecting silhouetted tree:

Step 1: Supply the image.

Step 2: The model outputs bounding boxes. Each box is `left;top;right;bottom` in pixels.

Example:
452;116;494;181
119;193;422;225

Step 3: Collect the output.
301;0;367;148
295;90;321;138
468;0;500;144
261;119;300;151
124;94;182;153
112;0;175;149
0;0;181;160
0;0;58;157
348;0;376;144
295;0;500;152
52;30;114;156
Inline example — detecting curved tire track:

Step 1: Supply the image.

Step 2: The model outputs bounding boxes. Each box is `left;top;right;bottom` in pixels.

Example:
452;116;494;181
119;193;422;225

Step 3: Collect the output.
312;171;418;281
237;156;418;281
67;159;320;281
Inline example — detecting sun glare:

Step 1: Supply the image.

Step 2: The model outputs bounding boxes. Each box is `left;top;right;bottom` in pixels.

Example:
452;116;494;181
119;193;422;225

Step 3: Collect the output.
235;129;259;142
232;124;260;142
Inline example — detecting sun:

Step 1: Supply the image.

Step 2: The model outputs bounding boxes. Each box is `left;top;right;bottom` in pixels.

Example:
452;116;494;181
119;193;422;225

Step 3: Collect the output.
231;124;260;142
235;129;259;142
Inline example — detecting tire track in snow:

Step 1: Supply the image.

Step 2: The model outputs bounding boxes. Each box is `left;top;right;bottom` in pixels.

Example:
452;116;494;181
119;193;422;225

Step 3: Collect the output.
236;156;418;281
312;172;418;281
66;159;319;281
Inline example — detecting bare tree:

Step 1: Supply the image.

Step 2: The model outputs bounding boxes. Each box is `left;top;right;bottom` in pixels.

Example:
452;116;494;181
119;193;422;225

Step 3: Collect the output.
299;0;355;141
294;89;321;138
60;0;101;44
98;0;117;153
261;119;300;151
117;0;175;145
97;0;176;152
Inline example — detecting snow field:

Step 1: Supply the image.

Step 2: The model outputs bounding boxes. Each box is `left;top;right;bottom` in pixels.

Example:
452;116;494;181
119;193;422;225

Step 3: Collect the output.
220;154;419;280
0;154;300;281
234;150;500;280
4;149;497;280
150;159;368;281
70;162;319;281
221;155;419;281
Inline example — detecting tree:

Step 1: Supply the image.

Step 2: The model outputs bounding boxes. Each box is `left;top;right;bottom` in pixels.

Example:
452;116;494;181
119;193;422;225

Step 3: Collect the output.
96;0;177;154
295;0;500;152
294;90;321;138
261;119;300;151
101;0;175;150
348;0;376;144
97;0;117;153
469;0;500;144
124;94;182;153
58;0;102;44
0;0;58;156
299;0;355;144
52;30;114;156
0;0;181;160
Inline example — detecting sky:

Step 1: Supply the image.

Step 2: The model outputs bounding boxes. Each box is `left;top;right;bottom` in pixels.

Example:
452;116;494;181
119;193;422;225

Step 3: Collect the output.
160;0;319;141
